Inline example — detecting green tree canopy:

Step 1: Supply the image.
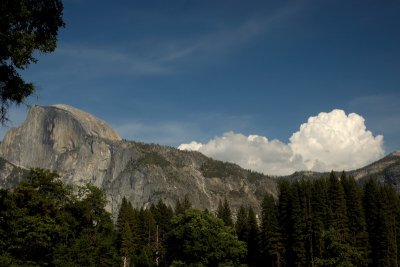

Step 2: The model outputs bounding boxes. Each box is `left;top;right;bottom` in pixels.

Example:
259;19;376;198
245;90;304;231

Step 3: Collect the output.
0;168;120;266
0;0;64;122
166;209;246;266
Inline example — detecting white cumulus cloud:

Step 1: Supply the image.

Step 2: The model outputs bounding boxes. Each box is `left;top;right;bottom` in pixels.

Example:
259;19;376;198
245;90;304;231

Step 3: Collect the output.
178;109;384;176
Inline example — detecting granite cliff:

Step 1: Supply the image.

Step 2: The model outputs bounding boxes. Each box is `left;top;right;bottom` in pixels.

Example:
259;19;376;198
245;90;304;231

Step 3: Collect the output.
0;104;276;216
0;104;399;217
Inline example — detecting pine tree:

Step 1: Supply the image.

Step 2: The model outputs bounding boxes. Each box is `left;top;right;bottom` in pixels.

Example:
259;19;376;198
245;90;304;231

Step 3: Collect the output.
117;197;138;267
260;193;283;267
290;181;308;267
136;208;157;250
235;205;249;242
341;173;369;266
379;183;399;266
311;178;329;260
247;206;260;267
326;172;348;241
217;198;233;226
150;199;174;266
277;180;291;267
363;178;381;267
298;179;315;267
120;221;135;267
175;195;192;215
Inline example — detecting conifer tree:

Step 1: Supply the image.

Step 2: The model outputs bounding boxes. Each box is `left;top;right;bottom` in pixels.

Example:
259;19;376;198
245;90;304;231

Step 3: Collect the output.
117;197;138;267
363;178;381;267
174;194;192;215
120;221;135;267
290;181;308;267
235;205;249;266
247;206;260;267
235;205;249;242
150;199;174;265
260;193;283;267
378;183;399;266
340;173;369;266
277;179;292;266
326;172;348;241
311;178;330;260
217;198;233;226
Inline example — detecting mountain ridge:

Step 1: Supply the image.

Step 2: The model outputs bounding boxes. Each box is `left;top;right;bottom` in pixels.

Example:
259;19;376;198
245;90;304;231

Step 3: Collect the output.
0;105;277;216
0;104;398;216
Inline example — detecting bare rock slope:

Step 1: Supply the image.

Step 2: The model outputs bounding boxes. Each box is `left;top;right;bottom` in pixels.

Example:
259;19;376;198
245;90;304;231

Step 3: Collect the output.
0;105;276;216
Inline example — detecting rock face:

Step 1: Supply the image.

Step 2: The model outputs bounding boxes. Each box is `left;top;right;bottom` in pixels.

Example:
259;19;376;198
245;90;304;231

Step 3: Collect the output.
1;104;399;217
0;105;277;216
349;151;400;189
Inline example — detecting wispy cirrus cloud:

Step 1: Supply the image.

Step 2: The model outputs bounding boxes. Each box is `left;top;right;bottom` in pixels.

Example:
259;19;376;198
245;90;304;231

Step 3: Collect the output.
159;4;300;64
34;3;300;80
112;120;201;146
111;111;256;147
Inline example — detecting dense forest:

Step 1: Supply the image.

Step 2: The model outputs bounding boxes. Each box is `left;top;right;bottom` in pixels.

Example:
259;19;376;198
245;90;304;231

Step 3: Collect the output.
1;169;400;267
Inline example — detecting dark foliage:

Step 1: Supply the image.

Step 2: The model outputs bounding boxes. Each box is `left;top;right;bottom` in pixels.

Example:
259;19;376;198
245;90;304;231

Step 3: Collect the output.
0;0;64;122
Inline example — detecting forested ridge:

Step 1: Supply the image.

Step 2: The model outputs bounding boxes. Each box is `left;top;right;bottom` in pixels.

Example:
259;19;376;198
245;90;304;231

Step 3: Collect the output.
1;169;400;266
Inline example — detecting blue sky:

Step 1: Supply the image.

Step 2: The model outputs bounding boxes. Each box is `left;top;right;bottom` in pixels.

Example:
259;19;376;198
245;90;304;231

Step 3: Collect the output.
2;1;400;165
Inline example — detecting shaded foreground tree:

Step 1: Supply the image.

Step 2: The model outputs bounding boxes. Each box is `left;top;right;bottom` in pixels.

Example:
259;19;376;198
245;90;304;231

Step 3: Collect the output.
315;227;363;267
0;0;64;122
166;209;246;266
0;168;120;266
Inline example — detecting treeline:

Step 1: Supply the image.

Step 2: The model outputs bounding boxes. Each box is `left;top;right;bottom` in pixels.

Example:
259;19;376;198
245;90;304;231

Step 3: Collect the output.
117;172;400;267
116;196;246;266
253;172;400;267
1;169;400;266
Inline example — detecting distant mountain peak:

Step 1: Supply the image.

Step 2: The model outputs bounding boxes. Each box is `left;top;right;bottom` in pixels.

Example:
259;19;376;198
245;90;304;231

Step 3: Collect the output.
0;104;277;217
392;151;400;157
51;104;121;141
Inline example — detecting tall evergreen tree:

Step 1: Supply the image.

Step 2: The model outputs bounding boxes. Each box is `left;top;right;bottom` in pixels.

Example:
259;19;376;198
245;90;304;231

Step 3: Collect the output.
260;193;283;267
363;178;381;266
247;206;260;267
298;180;315;267
150;199;174;266
278;179;308;266
117;197;138;267
311;178;330;260
290;181;308;267
235;205;249;242
341;173;369;266
378;183;399;266
326;172;348;241
235;205;249;266
217;198;233;226
278;179;292;267
174;194;192;215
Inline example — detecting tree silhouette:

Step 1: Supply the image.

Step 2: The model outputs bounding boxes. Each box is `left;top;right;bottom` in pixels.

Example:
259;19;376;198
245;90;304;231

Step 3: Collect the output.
0;0;64;122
